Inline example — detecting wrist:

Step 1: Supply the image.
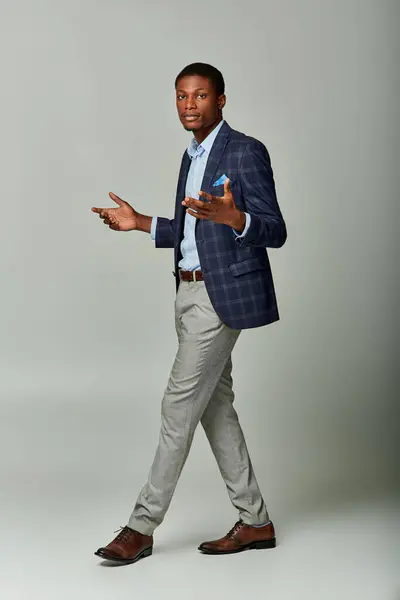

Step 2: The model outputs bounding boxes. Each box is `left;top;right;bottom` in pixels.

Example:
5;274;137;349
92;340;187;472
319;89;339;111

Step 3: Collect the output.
230;210;246;233
136;213;152;233
135;213;143;232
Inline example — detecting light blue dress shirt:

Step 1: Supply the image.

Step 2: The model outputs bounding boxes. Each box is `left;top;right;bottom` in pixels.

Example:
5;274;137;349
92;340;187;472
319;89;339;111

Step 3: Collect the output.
151;119;251;271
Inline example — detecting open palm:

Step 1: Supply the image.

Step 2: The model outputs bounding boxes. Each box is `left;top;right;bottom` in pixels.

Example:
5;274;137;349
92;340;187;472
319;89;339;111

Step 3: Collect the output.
91;192;138;231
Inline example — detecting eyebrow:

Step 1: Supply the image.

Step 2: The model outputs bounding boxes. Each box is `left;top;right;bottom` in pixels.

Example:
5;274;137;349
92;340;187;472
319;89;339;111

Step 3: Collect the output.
176;88;208;93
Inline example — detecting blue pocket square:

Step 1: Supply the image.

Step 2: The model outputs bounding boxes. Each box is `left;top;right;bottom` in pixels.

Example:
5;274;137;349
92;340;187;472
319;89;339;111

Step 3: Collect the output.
212;174;229;187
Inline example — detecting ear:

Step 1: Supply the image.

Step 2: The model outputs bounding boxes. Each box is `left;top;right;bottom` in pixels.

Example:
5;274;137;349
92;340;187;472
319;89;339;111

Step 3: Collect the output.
218;94;226;110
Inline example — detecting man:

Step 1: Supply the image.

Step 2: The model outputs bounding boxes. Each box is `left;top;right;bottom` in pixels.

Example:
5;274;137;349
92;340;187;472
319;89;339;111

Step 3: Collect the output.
91;62;287;565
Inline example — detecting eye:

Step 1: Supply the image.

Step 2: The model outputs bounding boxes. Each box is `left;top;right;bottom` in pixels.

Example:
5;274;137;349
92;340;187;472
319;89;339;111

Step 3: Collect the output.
177;94;185;100
198;94;207;99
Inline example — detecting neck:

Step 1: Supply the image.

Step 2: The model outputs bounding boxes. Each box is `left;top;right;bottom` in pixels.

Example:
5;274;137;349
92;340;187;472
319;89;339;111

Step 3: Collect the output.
193;115;223;145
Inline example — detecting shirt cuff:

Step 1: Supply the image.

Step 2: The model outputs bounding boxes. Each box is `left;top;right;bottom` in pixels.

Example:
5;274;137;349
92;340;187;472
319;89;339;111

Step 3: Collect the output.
150;216;158;241
232;212;251;238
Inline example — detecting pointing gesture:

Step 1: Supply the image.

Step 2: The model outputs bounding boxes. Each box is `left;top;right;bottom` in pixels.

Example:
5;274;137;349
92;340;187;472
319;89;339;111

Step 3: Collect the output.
182;178;246;232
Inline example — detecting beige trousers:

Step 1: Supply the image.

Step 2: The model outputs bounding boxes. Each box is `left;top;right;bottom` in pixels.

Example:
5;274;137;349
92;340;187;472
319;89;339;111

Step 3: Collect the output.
128;280;269;535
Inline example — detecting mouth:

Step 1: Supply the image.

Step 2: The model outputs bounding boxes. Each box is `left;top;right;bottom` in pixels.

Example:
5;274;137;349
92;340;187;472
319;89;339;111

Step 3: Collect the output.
182;114;201;122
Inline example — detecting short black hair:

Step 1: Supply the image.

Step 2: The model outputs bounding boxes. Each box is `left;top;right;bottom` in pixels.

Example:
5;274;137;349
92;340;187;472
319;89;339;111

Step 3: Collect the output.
175;62;225;96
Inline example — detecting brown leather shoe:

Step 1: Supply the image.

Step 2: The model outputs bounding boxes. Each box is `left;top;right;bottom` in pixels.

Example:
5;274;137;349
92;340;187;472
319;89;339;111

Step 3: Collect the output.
94;526;153;564
198;520;276;554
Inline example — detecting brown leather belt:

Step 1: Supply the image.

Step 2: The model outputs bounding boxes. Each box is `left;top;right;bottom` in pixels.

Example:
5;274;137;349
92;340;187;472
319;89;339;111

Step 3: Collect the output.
178;269;204;282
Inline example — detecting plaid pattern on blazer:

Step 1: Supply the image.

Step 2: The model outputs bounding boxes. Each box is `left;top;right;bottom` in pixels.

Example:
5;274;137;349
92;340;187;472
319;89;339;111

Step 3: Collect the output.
155;121;287;329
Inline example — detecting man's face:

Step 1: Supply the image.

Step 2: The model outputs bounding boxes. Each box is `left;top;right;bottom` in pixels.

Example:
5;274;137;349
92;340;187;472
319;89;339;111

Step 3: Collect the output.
175;75;225;133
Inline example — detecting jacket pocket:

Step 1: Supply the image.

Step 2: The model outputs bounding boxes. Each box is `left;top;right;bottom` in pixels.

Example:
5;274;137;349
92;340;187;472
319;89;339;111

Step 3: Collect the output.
229;257;267;277
210;178;235;193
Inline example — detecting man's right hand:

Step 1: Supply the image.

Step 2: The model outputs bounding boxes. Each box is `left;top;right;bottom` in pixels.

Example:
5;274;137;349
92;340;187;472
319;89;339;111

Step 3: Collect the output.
91;192;139;231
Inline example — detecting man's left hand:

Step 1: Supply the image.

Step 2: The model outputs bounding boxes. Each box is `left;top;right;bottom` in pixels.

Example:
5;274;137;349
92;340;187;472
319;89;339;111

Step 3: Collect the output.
182;178;246;232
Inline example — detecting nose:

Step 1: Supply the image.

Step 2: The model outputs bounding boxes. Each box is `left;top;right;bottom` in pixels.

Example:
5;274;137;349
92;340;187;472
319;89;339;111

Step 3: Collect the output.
185;94;197;111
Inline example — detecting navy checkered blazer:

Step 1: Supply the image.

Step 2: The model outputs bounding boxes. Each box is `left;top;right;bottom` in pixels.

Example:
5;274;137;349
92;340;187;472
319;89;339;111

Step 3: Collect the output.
154;121;287;330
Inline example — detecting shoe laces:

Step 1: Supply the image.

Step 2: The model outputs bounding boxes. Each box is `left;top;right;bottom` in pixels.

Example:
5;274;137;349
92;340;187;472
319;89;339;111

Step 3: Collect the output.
226;520;245;538
113;525;135;544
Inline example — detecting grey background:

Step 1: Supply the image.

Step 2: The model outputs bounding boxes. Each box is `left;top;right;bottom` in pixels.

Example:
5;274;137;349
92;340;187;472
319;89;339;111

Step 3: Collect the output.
0;0;398;598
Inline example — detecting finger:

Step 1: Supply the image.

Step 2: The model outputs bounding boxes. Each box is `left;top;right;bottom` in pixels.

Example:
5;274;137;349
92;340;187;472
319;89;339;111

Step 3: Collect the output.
183;197;211;211
186;209;208;220
223;178;232;195
94;207;111;219
109;192;124;206
109;223;119;230
182;196;197;207
199;190;220;203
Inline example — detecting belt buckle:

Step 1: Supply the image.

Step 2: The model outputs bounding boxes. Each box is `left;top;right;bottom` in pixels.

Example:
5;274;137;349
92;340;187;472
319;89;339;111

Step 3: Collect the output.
192;271;197;282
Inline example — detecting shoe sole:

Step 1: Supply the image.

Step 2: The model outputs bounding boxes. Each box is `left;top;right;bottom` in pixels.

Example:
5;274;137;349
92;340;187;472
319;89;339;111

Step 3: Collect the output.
198;538;276;554
94;545;153;564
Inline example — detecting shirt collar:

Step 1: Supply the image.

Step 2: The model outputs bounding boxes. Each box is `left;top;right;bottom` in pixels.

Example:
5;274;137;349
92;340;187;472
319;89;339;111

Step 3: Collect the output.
187;119;225;159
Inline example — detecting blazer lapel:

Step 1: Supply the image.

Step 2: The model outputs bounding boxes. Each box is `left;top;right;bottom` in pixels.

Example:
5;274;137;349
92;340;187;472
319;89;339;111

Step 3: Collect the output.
174;151;191;263
200;121;232;192
194;121;231;235
176;150;191;209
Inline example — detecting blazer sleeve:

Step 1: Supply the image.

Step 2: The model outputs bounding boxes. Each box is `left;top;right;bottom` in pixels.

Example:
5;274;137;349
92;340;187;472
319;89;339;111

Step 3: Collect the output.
154;217;176;248
235;139;287;249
